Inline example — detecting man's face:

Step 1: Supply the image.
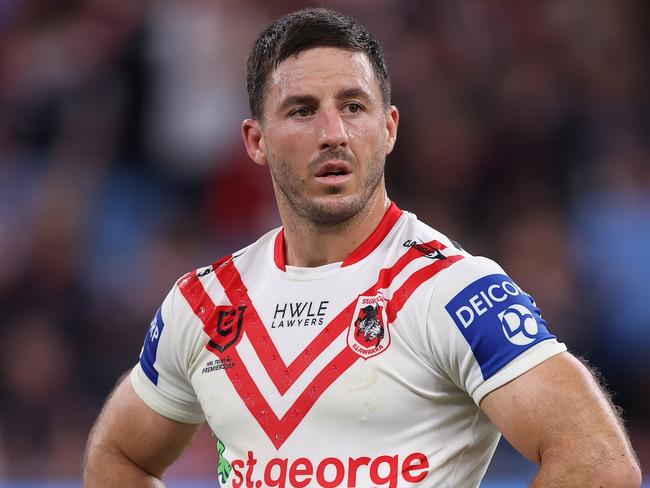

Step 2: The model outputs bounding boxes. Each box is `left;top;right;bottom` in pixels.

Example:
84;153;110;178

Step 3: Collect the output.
245;47;398;227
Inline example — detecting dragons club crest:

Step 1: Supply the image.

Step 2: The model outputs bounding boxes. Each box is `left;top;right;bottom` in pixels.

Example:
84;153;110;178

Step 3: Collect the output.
347;293;391;359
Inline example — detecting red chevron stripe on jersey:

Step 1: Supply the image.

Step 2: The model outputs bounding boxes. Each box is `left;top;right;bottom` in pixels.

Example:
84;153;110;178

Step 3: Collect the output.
218;239;454;394
179;242;463;448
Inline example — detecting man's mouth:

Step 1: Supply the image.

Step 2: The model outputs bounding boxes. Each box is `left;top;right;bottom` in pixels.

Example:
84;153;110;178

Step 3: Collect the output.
315;161;352;184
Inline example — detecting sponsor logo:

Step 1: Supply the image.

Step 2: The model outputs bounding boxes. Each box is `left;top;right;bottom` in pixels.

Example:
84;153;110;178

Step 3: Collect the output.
452;277;527;329
198;266;213;277
271;301;329;329
139;308;165;385
201;356;234;374
347;293;390;359
403;239;446;260
206;305;247;352
445;274;555;379
498;304;539;346
221;450;429;488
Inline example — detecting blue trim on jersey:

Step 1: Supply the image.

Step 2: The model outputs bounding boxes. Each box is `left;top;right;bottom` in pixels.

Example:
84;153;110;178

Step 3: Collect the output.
140;307;165;385
445;274;555;380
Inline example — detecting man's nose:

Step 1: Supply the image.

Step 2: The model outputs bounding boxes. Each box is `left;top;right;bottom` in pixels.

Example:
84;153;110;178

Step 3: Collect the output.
318;108;349;150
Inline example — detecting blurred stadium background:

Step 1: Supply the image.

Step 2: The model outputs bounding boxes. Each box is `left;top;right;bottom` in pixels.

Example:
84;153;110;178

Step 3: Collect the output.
0;0;648;485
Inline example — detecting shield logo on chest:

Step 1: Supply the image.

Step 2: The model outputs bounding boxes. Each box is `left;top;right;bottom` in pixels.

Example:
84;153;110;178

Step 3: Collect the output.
205;304;246;352
347;293;391;359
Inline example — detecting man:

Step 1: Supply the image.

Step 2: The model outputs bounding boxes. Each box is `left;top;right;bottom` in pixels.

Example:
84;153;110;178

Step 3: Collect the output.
83;8;641;488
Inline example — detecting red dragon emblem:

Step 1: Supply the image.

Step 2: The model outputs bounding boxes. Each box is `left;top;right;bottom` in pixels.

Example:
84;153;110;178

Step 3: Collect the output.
347;294;390;359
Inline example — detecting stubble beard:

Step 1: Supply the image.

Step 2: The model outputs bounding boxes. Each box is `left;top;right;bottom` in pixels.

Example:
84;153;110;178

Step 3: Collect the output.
269;149;386;228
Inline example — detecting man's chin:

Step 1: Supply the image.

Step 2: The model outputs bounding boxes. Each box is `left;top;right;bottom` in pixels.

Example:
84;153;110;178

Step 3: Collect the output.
301;195;364;227
323;183;345;195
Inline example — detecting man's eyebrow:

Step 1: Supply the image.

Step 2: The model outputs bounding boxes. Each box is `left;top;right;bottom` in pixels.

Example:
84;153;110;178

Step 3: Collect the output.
336;87;371;101
277;95;318;113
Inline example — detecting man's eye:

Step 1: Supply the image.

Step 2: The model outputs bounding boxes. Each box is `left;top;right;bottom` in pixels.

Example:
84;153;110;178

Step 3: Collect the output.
345;103;363;113
292;107;313;117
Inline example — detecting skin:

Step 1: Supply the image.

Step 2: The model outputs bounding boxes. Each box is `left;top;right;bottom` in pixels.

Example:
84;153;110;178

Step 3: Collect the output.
83;47;642;487
83;376;201;487
482;352;641;487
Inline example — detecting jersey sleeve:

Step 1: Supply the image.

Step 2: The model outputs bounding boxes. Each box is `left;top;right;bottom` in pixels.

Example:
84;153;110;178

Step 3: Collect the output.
427;256;567;405
130;280;206;424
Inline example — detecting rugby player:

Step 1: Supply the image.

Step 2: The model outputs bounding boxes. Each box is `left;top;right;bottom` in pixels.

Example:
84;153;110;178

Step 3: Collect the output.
84;8;641;487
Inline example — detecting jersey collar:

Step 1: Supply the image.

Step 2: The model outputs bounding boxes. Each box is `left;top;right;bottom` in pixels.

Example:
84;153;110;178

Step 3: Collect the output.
273;202;403;271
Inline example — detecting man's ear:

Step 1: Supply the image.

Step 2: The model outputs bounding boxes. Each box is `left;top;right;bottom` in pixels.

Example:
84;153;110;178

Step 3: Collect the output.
242;119;268;166
385;105;399;155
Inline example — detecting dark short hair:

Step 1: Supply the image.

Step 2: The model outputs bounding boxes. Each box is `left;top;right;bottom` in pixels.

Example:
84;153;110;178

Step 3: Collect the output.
246;7;391;121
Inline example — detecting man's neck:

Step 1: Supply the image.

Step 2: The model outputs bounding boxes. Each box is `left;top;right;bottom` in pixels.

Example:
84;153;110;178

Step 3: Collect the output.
280;190;390;268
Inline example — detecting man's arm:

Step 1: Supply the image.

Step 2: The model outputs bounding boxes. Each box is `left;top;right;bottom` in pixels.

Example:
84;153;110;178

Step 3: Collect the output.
481;352;642;487
83;372;202;487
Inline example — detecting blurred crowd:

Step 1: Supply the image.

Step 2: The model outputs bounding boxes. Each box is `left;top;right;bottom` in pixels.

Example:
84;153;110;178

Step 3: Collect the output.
0;0;648;481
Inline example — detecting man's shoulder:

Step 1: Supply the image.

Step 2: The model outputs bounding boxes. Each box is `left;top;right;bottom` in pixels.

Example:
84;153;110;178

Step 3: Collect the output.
173;226;281;288
398;211;514;293
397;210;470;258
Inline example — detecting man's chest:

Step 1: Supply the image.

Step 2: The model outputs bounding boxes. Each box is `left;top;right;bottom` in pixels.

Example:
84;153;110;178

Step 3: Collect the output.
184;264;447;449
175;234;465;441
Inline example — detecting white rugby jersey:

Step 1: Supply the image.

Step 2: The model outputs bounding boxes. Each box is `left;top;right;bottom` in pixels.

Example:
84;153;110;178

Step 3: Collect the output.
131;202;566;488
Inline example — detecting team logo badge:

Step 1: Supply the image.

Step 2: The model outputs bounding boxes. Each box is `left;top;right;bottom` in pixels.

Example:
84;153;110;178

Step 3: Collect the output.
347;293;390;359
205;305;246;352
